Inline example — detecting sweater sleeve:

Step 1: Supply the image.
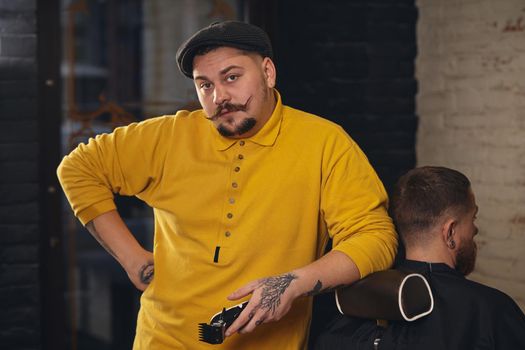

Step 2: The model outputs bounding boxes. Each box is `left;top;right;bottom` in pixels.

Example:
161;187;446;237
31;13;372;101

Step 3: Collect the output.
321;137;398;278
57;116;173;225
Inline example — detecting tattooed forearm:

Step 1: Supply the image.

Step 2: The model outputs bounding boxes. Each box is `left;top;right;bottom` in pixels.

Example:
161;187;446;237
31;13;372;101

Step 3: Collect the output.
305;280;323;296
259;273;298;314
85;221;118;259
303;281;346;297
139;261;154;284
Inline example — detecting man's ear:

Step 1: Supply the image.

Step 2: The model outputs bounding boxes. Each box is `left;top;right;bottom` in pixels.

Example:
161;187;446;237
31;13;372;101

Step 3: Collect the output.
441;218;457;249
261;57;276;88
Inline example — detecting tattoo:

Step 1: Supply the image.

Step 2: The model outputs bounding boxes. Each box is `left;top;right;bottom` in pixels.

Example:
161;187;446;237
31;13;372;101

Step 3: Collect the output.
139;262;154;284
255;319;263;326
85;221;154;286
304;282;346;297
248;311;255;320
85;221;118;259
305;280;323;296
259;273;298;314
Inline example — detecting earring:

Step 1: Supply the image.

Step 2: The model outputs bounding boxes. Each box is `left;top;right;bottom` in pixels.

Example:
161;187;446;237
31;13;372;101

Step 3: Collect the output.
448;239;456;249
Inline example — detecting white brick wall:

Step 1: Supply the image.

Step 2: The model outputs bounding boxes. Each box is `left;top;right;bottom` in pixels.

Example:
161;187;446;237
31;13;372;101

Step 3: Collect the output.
416;0;525;310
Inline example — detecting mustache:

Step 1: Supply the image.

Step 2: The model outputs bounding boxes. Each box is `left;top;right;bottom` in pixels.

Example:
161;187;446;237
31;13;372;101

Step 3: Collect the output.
207;97;251;120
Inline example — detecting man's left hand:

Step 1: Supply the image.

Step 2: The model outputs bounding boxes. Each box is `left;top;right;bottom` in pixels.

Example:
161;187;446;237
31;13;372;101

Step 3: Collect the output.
225;272;301;336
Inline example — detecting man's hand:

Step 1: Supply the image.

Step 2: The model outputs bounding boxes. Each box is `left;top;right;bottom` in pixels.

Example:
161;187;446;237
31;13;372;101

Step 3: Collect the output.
224;273;301;336
224;251;361;337
125;249;154;291
85;210;155;292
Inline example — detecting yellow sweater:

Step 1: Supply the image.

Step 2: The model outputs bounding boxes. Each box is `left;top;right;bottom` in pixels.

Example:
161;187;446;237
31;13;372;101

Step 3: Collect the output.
57;92;397;349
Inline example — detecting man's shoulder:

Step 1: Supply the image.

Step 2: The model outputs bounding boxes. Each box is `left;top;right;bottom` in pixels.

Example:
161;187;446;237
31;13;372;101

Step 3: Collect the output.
145;109;206;123
282;105;341;128
281;105;350;139
437;274;521;313
129;109;207;130
464;278;520;306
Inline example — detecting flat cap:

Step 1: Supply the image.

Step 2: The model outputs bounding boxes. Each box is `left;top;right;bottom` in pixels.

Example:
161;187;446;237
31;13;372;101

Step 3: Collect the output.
176;21;273;78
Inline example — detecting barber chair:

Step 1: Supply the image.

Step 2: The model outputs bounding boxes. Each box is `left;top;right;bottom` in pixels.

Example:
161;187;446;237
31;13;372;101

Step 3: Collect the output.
336;269;434;321
333;269;434;349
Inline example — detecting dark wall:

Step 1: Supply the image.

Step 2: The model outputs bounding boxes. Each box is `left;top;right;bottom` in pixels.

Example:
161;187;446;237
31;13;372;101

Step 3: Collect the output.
0;0;41;348
273;0;418;193
0;1;64;349
269;0;418;346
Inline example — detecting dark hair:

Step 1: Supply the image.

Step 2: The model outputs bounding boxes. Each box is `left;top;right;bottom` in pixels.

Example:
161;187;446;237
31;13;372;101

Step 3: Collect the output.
390;166;472;247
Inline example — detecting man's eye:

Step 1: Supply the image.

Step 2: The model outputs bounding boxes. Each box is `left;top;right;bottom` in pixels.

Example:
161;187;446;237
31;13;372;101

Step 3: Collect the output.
200;82;212;90
226;74;238;82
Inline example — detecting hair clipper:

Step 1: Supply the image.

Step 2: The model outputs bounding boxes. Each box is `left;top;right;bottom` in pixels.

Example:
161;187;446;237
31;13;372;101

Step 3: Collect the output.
198;301;248;344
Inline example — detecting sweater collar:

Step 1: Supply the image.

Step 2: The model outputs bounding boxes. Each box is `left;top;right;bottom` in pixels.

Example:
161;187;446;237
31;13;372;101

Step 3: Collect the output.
210;89;283;151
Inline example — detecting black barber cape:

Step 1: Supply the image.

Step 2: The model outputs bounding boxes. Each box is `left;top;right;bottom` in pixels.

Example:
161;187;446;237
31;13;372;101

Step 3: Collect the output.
315;260;525;350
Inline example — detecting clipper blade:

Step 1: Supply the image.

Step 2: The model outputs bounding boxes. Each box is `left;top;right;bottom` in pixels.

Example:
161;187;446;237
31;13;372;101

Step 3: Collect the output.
198;301;248;344
198;322;225;344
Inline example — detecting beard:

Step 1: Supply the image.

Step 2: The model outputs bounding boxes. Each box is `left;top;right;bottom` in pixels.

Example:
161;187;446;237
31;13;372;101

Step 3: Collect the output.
208;81;273;138
207;97;257;137
456;239;477;276
217;117;257;137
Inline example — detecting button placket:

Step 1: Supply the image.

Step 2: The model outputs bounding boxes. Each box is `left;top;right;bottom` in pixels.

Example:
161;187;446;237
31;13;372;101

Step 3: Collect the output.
223;141;245;240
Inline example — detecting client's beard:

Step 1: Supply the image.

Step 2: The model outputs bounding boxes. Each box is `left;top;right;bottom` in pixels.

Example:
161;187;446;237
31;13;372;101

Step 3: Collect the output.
456;239;477;276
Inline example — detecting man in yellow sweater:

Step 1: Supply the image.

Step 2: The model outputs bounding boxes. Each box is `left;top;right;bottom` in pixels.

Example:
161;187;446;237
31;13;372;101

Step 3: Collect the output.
57;21;397;349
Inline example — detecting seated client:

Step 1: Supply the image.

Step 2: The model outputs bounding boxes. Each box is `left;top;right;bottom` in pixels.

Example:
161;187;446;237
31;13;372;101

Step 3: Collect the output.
315;166;525;350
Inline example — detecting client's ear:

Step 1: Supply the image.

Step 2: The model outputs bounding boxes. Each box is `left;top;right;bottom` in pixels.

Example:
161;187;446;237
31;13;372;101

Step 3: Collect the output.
441;219;457;250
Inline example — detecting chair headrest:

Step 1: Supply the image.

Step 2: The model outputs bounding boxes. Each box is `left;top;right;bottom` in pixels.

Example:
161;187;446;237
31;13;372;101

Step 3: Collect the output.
335;269;434;322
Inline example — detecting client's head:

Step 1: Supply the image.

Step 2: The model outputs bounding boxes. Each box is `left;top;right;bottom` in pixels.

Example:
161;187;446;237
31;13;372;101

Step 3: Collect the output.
391;166;479;275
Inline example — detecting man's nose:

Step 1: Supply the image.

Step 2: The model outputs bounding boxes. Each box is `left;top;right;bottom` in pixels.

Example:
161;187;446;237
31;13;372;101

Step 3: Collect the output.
213;85;231;105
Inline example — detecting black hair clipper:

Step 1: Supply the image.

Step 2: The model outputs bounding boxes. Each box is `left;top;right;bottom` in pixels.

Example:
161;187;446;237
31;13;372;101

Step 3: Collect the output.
198;301;248;344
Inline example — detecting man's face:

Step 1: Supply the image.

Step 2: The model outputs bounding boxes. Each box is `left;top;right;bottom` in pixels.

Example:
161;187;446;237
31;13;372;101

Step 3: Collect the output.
192;47;276;138
455;190;479;276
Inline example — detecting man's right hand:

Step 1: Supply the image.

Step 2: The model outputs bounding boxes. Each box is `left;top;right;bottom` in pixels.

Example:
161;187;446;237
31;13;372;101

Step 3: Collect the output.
126;250;154;291
85;210;154;291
